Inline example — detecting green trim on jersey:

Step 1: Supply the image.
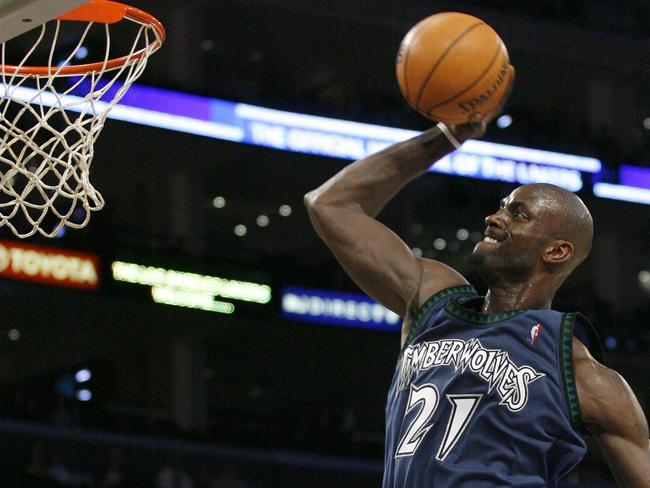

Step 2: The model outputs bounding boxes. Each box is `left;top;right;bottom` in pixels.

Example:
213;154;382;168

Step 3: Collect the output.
444;296;525;325
403;285;477;350
560;312;582;430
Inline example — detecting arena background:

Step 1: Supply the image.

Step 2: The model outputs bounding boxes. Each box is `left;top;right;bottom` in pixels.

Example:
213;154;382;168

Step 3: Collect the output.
1;0;649;486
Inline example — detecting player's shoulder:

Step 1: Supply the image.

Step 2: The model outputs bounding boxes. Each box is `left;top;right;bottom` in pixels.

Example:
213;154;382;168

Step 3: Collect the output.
572;337;615;391
573;338;642;433
413;258;477;314
400;264;475;349
415;257;470;308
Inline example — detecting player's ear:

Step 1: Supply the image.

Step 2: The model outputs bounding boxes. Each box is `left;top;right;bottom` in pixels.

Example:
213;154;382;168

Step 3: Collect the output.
543;240;574;264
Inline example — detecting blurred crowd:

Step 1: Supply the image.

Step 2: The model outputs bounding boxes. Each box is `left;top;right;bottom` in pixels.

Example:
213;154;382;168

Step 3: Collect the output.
17;442;254;488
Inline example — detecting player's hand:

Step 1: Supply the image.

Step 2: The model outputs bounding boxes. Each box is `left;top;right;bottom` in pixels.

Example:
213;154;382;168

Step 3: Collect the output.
450;65;516;142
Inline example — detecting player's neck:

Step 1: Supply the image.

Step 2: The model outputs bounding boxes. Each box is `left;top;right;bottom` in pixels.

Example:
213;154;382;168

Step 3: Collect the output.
482;281;554;314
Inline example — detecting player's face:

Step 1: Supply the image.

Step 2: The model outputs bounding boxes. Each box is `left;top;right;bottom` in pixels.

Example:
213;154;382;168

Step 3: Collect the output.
470;186;555;280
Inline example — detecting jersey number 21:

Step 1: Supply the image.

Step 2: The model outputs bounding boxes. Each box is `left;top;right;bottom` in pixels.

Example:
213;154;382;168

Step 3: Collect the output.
395;383;482;461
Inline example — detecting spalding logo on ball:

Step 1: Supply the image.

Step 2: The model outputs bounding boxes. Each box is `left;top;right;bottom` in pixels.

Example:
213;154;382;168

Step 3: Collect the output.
396;12;512;125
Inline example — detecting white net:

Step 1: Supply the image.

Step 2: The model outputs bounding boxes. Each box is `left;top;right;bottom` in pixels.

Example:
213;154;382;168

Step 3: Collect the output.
0;11;162;238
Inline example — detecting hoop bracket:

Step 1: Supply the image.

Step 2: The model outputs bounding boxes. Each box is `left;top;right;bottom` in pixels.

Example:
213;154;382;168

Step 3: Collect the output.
57;0;165;43
57;0;128;23
1;0;165;77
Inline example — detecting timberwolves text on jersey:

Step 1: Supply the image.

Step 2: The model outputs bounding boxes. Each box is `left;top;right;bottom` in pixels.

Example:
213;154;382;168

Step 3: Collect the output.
383;285;598;488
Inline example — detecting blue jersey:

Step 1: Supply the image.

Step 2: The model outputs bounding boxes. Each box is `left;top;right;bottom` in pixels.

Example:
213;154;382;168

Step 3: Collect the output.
384;285;600;487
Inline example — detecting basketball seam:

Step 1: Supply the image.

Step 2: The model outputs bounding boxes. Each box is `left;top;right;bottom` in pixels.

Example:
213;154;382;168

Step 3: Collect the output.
401;22;429;107
425;39;504;115
414;21;485;110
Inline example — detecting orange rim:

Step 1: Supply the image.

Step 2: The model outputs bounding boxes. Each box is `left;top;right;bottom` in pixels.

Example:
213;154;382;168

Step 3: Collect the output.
1;0;165;76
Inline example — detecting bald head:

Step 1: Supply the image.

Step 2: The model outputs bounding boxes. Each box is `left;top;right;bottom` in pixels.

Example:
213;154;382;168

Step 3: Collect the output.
472;183;593;290
519;183;593;271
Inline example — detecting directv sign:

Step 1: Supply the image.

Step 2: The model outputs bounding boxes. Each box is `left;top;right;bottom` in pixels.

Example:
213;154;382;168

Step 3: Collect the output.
282;286;401;331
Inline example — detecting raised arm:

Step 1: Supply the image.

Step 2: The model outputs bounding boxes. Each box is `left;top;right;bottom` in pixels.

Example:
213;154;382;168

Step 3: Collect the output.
304;124;469;319
574;339;650;487
304;67;514;346
304;123;490;349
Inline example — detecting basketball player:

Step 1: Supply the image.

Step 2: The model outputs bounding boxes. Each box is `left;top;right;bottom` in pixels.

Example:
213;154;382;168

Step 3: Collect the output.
304;67;650;487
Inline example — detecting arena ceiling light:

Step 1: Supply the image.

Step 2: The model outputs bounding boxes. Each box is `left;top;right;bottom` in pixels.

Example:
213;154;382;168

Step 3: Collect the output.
212;196;226;208
496;114;513;129
75;369;92;383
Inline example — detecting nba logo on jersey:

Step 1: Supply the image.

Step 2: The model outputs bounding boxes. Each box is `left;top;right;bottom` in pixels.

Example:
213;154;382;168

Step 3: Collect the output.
529;323;542;344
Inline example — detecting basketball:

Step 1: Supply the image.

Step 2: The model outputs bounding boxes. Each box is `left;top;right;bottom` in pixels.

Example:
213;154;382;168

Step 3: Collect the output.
396;12;511;125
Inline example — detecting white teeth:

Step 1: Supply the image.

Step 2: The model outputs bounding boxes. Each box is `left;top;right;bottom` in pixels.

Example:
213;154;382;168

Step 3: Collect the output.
483;237;499;244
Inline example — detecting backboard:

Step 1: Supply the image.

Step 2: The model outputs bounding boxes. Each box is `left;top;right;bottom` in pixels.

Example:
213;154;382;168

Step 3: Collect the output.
0;0;86;43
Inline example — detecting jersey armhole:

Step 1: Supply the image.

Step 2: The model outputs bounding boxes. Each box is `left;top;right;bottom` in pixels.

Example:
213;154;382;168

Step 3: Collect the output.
559;312;604;432
573;312;605;364
401;285;477;353
559;312;582;431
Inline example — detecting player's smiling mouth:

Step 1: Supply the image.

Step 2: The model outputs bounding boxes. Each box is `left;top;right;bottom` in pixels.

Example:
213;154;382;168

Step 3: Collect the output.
482;231;508;244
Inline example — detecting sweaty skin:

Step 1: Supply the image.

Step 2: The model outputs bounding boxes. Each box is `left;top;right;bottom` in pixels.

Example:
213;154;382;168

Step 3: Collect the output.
470;184;592;313
304;66;650;485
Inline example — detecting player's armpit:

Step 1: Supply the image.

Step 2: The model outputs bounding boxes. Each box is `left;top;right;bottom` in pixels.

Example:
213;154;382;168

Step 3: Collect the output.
574;340;650;487
304;199;467;317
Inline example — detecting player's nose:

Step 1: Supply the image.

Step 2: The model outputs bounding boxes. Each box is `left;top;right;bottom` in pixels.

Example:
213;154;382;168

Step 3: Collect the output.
485;212;505;228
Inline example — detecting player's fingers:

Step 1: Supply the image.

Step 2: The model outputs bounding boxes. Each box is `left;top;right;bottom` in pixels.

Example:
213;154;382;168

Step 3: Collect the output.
448;66;515;138
469;113;485;133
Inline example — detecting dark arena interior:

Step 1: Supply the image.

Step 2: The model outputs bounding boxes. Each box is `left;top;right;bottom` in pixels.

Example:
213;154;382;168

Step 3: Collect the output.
0;0;650;486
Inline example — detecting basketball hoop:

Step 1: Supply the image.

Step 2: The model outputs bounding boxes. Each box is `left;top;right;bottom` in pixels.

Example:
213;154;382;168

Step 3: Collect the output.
0;0;165;238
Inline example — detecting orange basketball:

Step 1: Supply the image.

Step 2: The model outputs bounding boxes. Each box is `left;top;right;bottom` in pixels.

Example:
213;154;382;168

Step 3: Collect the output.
396;12;511;125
